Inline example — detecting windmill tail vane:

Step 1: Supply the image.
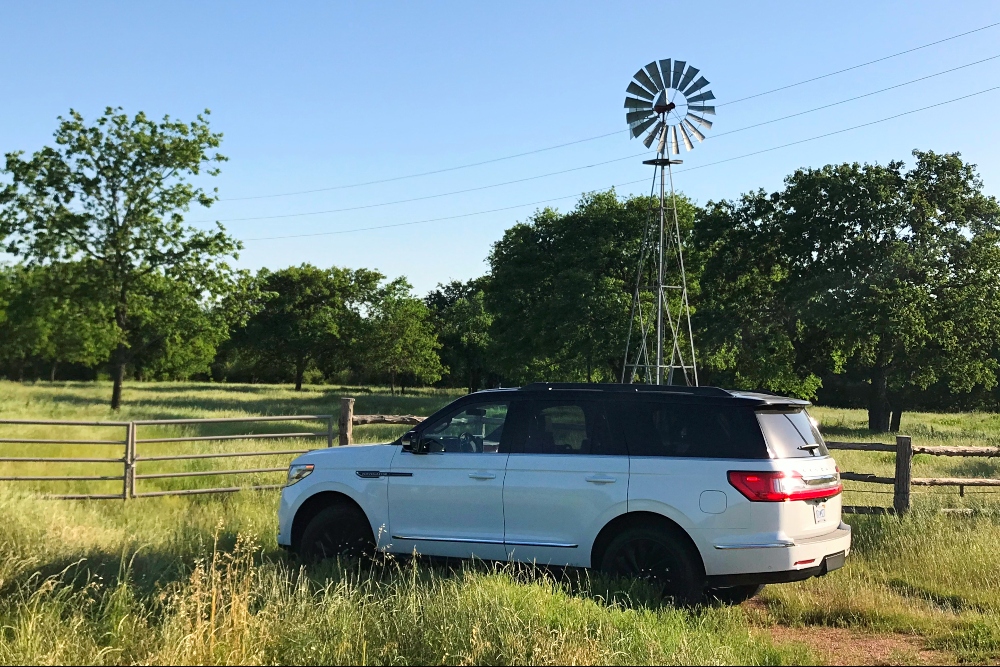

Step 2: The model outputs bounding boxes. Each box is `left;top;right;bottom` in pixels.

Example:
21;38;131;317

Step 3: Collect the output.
620;59;714;386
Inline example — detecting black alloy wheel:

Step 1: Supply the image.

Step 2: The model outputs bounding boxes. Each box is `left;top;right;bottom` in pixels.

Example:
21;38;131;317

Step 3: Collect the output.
705;584;765;605
599;527;704;606
298;505;376;563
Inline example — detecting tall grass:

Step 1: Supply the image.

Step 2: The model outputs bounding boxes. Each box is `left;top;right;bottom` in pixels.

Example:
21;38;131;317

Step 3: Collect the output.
3;382;1000;663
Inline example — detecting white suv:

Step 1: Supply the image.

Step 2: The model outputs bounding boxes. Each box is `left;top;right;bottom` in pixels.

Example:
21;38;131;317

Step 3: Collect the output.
277;383;850;604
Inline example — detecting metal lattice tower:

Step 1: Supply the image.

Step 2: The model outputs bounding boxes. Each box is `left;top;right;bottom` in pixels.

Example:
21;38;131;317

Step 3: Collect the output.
620;59;715;386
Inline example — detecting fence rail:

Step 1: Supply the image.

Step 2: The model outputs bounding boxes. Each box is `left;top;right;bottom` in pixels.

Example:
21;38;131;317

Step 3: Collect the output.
1;403;425;500
829;436;1000;513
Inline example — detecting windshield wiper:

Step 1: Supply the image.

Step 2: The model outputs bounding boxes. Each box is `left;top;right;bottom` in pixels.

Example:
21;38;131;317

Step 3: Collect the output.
797;444;821;455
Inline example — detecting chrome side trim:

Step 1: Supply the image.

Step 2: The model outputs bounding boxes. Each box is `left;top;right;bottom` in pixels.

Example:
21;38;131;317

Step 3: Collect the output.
505;540;578;549
392;535;505;545
391;536;577;548
714;541;795;550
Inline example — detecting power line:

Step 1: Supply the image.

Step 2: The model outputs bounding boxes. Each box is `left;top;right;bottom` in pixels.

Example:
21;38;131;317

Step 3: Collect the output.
239;84;1000;243
240;180;647;241
219;21;1000;202
205;54;1000;225
199;152;649;223
718;21;1000;107
674;84;1000;176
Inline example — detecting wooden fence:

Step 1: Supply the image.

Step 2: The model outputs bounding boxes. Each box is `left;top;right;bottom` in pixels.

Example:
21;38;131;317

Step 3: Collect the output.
829;436;1000;515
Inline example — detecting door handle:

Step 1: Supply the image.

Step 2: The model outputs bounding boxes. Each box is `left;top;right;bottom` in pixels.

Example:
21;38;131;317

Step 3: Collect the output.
469;472;496;480
585;475;617;484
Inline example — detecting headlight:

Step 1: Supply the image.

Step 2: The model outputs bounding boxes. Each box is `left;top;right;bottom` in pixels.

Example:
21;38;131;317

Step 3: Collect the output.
286;464;314;486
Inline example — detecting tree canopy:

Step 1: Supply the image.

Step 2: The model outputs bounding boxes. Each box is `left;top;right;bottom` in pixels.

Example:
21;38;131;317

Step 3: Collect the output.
0;107;241;408
695;150;1000;430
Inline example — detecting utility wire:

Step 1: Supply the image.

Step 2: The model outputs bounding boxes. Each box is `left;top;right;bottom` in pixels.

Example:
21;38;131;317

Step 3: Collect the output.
674;84;1000;176
209;57;1000;225
718;21;1000;107
219;21;1000;202
240;84;1000;242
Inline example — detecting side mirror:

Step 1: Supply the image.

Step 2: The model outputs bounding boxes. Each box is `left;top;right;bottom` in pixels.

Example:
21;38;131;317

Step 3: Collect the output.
402;430;427;454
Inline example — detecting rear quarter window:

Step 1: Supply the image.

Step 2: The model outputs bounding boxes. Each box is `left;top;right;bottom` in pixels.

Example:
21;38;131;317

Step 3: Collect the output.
618;401;769;459
757;409;830;458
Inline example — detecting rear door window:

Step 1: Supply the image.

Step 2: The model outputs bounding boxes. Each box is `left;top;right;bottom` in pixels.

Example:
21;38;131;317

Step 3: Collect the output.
618;401;768;459
757;409;830;458
510;400;623;456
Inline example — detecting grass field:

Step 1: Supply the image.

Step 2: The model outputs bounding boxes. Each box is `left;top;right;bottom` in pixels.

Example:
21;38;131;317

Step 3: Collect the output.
2;381;1000;664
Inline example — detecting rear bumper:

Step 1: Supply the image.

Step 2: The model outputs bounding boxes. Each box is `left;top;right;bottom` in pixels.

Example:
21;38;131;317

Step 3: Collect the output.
704;522;851;587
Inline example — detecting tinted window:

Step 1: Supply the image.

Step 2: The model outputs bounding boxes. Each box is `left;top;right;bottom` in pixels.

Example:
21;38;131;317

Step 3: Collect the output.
619;401;768;459
757;409;830;458
514;400;621;456
419;402;509;453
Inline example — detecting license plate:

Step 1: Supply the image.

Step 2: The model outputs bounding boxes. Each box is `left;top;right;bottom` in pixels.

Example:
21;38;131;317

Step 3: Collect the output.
813;502;827;523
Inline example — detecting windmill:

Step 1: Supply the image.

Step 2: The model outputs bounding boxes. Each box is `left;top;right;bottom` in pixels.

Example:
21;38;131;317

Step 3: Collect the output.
621;59;715;386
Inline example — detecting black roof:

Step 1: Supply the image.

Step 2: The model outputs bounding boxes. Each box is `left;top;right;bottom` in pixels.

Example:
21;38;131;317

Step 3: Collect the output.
476;382;810;407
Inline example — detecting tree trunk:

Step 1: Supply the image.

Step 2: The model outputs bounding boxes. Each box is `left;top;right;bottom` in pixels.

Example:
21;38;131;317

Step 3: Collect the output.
111;342;128;410
890;408;903;433
389;370;396;396
50;361;58;382
294;360;304;392
586;355;593;383
867;367;891;432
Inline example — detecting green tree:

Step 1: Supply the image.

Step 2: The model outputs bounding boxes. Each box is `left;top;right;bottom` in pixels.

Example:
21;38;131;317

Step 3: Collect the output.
365;284;444;394
486;189;698;383
695;151;1000;431
0;263;115;380
233;265;383;390
0;107;238;408
426;278;493;392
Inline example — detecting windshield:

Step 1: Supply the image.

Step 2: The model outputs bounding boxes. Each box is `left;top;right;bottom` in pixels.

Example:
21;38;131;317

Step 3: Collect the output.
757;409;830;459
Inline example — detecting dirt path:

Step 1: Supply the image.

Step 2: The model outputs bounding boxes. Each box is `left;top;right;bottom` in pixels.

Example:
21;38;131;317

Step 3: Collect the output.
766;625;955;666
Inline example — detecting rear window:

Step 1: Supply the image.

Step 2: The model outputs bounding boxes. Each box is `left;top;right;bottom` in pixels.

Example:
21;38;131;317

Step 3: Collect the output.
618;401;769;459
757;409;830;458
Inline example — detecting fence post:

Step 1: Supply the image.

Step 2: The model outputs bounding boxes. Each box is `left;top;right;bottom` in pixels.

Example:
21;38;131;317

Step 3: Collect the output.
326;415;335;448
339;398;355;447
123;423;136;501
893;434;912;516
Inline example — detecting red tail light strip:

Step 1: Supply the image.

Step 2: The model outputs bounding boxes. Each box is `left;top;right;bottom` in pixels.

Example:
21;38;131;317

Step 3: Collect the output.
728;470;843;502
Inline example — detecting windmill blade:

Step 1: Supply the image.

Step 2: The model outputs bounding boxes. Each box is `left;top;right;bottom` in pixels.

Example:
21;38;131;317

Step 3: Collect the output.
684;75;710;96
624;96;653;109
682;118;706;142
688;104;716;115
633;69;659;96
644;120;665;148
657;125;667;154
686;90;716;104
677;66;699;93
658;59;672;88
630;116;657;138
686;112;713;129
679;123;695;151
645;61;665;91
670;125;680;155
627;109;654;126
671;60;687;89
627;81;655;101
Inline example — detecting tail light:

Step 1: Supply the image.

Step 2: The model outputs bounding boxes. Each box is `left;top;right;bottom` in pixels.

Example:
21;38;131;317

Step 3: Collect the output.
728;470;842;502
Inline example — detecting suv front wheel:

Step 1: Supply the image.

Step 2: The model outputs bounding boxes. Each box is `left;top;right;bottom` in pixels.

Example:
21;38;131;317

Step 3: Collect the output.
297;504;375;562
599;526;704;606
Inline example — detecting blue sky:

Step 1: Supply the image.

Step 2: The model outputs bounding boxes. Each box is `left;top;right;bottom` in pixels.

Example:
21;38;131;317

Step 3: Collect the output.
2;1;999;295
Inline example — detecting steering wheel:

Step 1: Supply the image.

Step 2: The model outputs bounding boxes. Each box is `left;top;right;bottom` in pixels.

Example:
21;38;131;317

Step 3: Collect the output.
459;432;479;453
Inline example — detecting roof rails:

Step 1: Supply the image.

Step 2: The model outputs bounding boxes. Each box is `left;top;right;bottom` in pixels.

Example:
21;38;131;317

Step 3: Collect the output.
519;382;734;398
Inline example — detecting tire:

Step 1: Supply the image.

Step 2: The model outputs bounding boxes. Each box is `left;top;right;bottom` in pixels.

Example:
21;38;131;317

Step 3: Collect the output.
706;584;765;605
598;526;704;606
297;504;375;563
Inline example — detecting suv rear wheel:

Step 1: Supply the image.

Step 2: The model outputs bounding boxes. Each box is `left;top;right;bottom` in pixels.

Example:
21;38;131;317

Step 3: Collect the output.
598;526;703;606
297;504;375;562
706;584;765;605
